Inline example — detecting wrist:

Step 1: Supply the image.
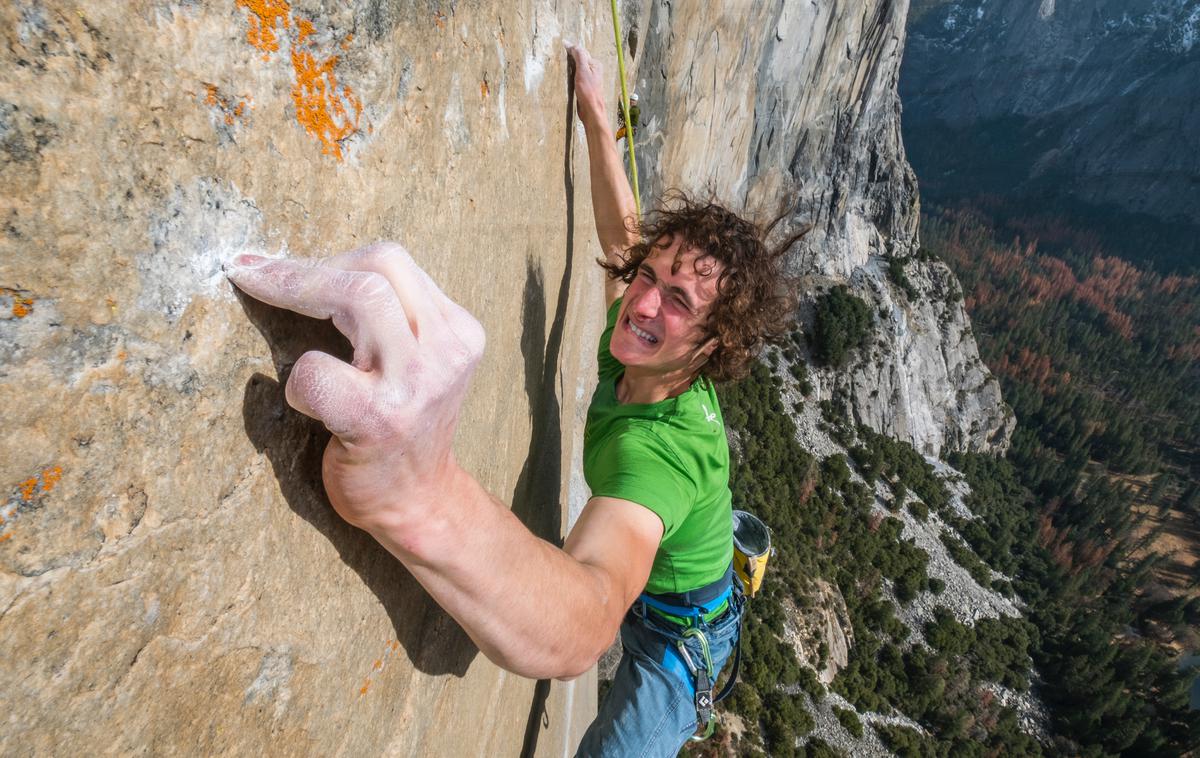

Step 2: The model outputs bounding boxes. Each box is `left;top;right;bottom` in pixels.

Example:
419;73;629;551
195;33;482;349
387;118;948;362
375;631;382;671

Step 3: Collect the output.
578;98;609;129
354;458;476;564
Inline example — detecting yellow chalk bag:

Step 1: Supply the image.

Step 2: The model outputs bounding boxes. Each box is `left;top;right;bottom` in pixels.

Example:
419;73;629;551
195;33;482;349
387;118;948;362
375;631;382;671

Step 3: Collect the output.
732;510;772;598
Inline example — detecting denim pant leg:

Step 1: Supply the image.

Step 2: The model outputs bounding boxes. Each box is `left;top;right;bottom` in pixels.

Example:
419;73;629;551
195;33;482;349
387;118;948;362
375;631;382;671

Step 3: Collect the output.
574;599;742;758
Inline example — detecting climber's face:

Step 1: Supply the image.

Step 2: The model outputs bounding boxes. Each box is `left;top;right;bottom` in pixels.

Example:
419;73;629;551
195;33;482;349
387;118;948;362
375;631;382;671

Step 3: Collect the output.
610;234;721;380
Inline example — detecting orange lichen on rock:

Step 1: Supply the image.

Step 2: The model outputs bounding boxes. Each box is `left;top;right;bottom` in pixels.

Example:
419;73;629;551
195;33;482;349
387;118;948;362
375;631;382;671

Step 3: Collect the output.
16;466;62;503
296;17;315;46
2;288;34;319
358;639;403;697
4;466;63;543
201;82;251;129
290;48;362;160
230;5;364;160
18;477;38;503
236;0;291;59
42;466;63;492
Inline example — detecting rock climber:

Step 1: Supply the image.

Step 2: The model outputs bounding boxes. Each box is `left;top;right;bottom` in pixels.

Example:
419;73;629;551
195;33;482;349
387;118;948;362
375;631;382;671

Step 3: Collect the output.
614;91;639;142
225;42;801;757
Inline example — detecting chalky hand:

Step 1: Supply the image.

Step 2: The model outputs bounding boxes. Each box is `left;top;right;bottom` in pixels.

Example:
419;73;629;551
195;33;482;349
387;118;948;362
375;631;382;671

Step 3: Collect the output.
227;242;486;530
567;44;605;121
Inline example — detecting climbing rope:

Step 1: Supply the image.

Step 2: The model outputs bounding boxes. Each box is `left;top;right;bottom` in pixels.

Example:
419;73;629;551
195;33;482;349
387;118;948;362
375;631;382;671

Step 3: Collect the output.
609;0;642;217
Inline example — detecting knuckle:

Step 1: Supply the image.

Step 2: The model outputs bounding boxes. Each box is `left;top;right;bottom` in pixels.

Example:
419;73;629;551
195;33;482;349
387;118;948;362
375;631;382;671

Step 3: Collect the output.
444;307;486;364
351;241;411;272
372;241;411;264
460;316;486;361
349;270;393;301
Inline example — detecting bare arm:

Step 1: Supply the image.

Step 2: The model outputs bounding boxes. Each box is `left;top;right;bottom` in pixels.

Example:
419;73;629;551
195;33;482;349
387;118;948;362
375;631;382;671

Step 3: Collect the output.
382;479;661;679
569;45;639;309
227;246;659;679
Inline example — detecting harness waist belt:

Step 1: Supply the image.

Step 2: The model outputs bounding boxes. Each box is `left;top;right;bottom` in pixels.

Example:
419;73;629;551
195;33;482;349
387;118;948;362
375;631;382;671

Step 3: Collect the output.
638;562;735;621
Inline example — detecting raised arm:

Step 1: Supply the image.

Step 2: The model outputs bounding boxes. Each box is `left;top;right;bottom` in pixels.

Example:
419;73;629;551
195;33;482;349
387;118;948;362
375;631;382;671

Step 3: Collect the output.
569;44;639;308
226;245;661;679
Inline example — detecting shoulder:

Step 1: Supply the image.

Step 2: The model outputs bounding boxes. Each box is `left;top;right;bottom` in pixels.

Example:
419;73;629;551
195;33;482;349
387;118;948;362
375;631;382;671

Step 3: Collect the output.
596;421;687;470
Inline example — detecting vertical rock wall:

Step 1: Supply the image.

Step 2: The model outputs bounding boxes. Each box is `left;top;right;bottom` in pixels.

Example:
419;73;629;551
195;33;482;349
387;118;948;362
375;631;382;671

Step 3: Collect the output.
0;1;608;754
625;0;1012;456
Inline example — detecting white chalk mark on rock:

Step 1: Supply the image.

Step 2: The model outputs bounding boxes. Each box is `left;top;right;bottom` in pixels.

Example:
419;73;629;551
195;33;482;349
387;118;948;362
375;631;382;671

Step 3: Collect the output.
524;0;560;93
138;178;267;322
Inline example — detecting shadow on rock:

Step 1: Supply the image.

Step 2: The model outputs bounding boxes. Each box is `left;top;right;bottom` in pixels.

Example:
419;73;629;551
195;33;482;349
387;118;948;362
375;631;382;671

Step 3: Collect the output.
236;290;476;678
520;51;579;757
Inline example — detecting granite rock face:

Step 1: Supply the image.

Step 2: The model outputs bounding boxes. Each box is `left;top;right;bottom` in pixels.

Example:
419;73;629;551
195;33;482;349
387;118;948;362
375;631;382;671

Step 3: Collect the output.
623;0;1012;456
2;1;1011;753
0;1;607;754
782;579;854;685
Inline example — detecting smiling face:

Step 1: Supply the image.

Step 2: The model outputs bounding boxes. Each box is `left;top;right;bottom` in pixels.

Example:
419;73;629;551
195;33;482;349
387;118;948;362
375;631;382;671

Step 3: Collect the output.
609;234;723;383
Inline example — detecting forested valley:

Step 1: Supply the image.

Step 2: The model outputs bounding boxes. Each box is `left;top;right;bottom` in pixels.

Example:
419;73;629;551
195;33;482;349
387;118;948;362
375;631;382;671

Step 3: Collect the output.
691;203;1199;756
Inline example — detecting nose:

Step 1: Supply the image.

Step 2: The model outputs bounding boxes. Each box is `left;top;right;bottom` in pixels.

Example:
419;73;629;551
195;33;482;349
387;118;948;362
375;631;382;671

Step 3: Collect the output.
632;284;661;319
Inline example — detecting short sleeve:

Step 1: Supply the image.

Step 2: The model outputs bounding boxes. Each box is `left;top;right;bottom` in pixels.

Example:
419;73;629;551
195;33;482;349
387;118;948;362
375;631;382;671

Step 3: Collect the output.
597;297;624;381
587;426;697;539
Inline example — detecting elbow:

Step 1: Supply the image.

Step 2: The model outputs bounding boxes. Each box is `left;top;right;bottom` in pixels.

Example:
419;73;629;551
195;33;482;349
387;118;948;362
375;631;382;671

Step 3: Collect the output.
484;648;597;682
553;639;612;682
485;621;619;682
554;617;622;681
554;667;592;683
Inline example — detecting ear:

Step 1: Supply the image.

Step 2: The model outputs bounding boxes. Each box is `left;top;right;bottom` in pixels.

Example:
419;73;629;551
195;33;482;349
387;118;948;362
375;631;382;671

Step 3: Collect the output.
700;336;719;357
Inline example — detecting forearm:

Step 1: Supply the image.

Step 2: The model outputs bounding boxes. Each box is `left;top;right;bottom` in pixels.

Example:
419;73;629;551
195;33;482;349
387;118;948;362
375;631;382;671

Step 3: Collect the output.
356;464;623;680
580;106;639;261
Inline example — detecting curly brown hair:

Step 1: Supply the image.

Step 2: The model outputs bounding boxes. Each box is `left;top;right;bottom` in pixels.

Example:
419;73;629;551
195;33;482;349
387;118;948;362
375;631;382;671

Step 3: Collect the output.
600;191;807;383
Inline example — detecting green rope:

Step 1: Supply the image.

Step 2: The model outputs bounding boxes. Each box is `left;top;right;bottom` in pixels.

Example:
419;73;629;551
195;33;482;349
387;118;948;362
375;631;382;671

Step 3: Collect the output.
609;0;642;218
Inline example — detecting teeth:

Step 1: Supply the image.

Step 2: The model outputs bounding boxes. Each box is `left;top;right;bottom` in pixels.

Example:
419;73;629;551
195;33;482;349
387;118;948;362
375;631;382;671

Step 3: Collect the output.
629;320;657;344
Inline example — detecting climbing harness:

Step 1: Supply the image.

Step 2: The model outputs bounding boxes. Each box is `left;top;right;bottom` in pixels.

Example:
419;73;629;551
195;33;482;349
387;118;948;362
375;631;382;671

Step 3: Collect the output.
634;510;773;741
609;0;642;217
635;563;743;742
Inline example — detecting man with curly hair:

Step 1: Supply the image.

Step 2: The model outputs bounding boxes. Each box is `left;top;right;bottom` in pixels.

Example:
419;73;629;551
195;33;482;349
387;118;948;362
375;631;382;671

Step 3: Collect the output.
567;45;800;755
225;42;798;758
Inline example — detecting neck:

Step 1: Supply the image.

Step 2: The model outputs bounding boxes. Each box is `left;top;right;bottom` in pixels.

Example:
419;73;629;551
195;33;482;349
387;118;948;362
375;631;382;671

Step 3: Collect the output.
616;365;699;404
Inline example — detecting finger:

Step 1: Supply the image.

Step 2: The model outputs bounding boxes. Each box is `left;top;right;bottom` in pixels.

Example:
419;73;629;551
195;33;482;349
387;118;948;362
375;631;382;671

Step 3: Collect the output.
227;254;413;371
325;242;484;364
323;242;446;341
567;44;592;70
285;350;381;441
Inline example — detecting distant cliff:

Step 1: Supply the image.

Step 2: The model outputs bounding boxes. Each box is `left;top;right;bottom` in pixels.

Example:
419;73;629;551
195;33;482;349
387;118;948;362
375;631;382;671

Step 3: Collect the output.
902;0;1200;228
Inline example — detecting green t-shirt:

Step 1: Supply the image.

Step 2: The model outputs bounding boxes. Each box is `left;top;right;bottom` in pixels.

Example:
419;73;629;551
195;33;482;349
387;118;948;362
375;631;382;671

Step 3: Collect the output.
583;298;733;595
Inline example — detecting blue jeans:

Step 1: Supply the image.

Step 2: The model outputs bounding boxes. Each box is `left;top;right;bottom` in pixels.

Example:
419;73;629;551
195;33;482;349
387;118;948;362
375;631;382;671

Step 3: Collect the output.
575;594;743;758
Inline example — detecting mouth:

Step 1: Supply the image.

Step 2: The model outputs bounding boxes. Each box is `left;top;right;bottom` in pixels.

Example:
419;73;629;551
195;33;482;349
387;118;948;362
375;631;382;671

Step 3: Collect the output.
623;316;659;345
